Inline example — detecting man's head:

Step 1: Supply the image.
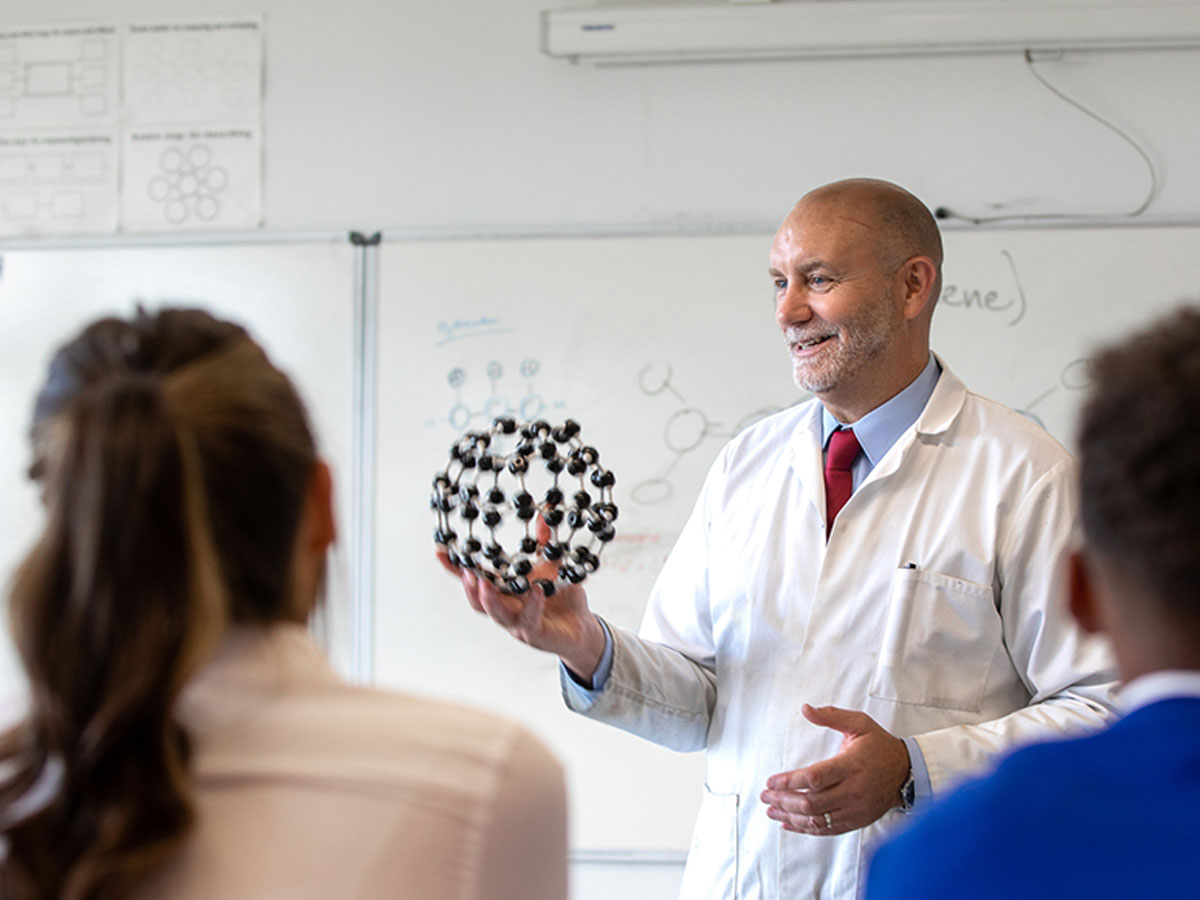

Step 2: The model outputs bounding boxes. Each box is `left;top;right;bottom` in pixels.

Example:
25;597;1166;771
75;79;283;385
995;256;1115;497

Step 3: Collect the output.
770;178;943;423
1070;306;1200;677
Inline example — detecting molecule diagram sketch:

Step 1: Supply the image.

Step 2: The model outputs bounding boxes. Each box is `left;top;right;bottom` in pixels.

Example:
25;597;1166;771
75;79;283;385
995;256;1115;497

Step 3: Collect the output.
940;248;1029;328
146;143;228;225
1016;357;1092;431
633;360;791;506
430;357;562;431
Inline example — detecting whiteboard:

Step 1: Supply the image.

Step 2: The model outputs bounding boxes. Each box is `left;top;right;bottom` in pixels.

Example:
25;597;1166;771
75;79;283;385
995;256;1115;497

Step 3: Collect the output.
375;235;795;853
374;226;1200;854
0;240;359;695
933;227;1200;447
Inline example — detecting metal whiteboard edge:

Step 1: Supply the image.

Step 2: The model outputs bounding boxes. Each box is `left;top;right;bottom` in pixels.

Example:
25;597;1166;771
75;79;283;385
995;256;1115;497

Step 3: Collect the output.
350;240;379;685
568;849;689;865
7;216;1200;253
382;223;778;241
0;230;352;251
379;216;1200;242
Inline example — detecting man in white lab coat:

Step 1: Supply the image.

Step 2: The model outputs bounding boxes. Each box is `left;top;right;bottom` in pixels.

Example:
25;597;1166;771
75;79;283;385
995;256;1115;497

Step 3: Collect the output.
446;178;1117;899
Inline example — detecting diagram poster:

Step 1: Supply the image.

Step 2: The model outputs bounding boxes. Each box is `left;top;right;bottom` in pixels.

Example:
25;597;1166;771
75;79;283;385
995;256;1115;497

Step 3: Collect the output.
0;23;119;237
123;127;260;230
122;18;263;231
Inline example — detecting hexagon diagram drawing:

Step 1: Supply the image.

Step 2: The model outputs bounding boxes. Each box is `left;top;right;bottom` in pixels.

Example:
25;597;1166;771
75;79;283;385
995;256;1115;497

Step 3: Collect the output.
146;143;228;225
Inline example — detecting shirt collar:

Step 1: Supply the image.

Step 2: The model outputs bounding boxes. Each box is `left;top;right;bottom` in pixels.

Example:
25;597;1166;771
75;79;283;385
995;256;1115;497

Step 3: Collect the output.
1118;670;1200;713
821;354;941;465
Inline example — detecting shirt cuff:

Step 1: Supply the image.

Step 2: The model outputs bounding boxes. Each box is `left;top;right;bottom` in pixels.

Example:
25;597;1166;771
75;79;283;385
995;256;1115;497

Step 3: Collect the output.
902;735;933;810
558;617;614;707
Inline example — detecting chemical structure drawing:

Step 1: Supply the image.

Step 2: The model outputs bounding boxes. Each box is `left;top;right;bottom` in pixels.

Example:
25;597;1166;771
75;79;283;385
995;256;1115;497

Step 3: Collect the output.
1016;357;1092;431
430;357;563;431
939;248;1029;328
634;360;792;506
146;143;228;225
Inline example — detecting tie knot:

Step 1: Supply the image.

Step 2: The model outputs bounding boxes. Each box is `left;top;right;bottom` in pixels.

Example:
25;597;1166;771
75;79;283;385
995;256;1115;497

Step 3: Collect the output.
826;428;861;471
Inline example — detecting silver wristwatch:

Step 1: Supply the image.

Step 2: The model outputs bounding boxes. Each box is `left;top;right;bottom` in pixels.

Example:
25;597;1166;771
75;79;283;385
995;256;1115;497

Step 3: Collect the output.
899;769;916;814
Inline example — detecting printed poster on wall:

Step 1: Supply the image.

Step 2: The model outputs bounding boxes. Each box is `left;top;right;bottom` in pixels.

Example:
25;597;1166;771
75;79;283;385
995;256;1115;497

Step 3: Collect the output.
0;16;263;237
122;126;260;230
121;17;263;231
0;23;120;237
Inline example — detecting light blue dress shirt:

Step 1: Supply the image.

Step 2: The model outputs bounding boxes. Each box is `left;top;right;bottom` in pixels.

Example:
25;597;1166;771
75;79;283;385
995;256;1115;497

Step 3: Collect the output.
564;354;942;809
822;354;941;809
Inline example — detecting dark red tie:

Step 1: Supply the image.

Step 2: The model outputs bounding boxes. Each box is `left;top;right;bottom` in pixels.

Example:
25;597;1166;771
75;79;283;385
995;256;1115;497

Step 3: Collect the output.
824;428;861;536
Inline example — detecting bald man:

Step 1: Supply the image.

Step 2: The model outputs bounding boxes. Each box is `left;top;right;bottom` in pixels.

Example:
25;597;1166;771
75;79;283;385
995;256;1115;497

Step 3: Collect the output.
442;179;1117;900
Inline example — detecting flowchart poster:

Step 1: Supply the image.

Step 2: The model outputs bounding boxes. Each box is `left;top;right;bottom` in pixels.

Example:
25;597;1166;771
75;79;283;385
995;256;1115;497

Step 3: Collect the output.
0;23;118;128
122;18;263;230
0;23;120;237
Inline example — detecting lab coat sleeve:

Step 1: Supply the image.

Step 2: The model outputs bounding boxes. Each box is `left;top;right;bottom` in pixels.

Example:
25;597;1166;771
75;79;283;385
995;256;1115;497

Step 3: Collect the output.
913;458;1120;796
560;453;721;752
560;622;717;752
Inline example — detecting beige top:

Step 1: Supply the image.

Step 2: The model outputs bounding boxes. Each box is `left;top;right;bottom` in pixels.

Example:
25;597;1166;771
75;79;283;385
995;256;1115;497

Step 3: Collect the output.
135;624;567;900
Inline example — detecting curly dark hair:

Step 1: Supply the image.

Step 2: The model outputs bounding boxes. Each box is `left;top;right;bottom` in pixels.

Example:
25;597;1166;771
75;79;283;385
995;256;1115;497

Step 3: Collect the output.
1077;305;1200;619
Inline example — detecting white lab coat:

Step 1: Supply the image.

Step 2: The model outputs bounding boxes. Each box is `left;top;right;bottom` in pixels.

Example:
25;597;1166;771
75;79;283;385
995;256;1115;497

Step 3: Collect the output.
564;360;1117;900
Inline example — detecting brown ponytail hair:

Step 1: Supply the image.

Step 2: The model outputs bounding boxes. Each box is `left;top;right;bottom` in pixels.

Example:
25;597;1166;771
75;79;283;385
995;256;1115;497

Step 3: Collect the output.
0;307;319;899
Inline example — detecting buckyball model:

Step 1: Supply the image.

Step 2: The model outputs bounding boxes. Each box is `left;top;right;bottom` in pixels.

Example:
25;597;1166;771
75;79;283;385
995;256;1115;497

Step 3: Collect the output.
432;418;618;595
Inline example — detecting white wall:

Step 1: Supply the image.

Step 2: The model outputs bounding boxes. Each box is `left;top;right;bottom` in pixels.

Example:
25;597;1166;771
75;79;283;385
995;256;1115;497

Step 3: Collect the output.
8;0;1200;236
6;1;1200;897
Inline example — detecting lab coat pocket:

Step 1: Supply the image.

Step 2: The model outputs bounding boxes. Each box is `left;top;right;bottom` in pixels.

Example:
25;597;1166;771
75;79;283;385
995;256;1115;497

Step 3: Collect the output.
678;784;739;900
869;567;999;712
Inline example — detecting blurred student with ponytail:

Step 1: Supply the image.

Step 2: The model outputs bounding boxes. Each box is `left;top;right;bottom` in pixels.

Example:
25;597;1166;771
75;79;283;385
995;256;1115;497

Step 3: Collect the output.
0;307;567;900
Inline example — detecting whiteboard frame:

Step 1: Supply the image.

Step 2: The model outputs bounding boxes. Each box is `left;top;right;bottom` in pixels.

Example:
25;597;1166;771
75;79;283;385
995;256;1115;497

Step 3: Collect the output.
0;230;372;682
11;220;1200;864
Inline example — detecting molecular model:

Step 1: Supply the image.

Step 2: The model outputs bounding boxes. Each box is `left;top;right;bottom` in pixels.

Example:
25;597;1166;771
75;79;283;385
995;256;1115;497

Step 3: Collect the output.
432;418;618;595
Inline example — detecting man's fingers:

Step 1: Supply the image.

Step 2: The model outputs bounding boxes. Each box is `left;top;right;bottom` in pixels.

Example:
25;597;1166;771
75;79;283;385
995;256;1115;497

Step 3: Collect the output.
762;757;858;838
780;814;849;836
765;759;847;793
765;802;848;836
531;556;560;583
762;786;866;836
435;548;460;575
765;768;810;792
517;584;547;633
801;702;869;736
476;578;527;627
762;708;907;837
461;569;485;613
765;784;854;813
462;566;563;640
761;787;816;817
760;780;850;817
